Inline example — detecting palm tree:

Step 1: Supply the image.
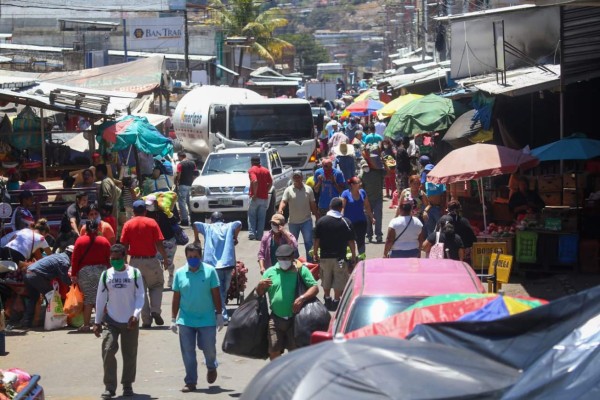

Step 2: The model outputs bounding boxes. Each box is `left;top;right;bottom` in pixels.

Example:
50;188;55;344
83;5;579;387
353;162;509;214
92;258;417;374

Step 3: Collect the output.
208;0;294;83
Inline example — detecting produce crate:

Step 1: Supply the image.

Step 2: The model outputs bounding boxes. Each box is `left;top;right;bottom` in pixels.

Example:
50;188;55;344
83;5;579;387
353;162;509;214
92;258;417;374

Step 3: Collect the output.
516;231;538;264
540;192;562;207
537;175;562;192
562;173;586;189
558;234;578;264
562;188;583;207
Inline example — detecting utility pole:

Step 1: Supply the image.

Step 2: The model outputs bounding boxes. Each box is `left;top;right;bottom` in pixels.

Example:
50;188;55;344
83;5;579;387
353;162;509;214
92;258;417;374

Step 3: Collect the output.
184;9;190;85
122;18;128;63
421;0;426;61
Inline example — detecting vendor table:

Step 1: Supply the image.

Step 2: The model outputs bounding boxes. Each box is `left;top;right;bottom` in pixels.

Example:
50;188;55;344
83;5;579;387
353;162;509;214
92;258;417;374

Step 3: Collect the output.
515;230;579;273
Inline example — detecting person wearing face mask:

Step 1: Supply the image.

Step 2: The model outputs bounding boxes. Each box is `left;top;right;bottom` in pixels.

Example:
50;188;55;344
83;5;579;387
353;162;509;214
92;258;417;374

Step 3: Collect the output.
436;200;477;263
384;194;424;258
71;219;112;332
80;203;116;245
256;244;318;360
257;214;298;275
359;159;385;243
55;191;88;252
94;244;145;399
170;243;223;393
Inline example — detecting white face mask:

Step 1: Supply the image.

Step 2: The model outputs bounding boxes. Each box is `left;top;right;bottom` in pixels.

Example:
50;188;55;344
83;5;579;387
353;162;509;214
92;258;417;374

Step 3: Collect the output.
271;223;280;233
363;167;370;173
278;260;292;270
147;204;156;212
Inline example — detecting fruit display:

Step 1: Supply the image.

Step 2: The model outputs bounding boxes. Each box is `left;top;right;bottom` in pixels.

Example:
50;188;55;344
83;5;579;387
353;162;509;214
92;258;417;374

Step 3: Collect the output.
485;223;517;237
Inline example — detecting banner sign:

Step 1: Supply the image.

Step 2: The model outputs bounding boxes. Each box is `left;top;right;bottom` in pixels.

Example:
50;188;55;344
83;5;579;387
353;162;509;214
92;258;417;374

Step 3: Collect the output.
128;17;184;51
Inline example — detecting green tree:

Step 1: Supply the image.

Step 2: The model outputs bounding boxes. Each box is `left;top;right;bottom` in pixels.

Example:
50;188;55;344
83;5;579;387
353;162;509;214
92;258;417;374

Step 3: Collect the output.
208;0;294;80
280;33;330;77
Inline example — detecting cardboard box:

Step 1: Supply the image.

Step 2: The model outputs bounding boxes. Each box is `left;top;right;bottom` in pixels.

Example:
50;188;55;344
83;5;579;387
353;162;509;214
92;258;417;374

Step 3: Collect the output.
538;175;562;192
449;181;471;198
562;188;583;207
563;173;586;189
540;192;562;207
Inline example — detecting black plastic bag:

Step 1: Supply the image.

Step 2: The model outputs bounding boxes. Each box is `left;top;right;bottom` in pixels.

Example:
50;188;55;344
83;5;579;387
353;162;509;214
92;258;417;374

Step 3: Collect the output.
294;269;331;348
222;290;269;359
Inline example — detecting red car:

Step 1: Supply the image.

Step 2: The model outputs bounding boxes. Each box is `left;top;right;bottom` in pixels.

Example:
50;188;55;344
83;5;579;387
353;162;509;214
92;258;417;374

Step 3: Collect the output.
311;258;486;344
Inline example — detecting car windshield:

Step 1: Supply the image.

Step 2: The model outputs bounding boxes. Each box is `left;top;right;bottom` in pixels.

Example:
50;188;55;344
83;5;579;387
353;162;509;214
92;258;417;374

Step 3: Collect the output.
229;104;313;140
201;153;268;176
344;296;424;334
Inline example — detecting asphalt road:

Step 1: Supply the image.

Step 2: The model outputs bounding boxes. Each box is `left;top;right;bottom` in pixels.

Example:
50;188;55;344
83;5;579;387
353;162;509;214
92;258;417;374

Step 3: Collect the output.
2;199;399;400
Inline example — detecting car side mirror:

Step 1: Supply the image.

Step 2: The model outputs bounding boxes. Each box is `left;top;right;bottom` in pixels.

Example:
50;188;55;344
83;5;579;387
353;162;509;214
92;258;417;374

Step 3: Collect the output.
310;331;333;345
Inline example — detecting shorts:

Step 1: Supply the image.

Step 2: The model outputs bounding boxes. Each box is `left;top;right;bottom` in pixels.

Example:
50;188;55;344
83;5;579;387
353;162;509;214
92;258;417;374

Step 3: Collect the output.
268;314;296;354
78;264;107;305
319;258;349;291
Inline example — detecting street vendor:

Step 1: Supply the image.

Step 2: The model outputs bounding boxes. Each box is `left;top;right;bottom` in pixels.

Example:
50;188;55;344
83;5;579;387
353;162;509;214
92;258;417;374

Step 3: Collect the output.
508;176;545;219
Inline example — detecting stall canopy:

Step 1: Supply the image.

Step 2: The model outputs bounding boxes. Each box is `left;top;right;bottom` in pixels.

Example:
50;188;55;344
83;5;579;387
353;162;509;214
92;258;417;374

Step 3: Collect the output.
98;115;172;157
531;132;600;161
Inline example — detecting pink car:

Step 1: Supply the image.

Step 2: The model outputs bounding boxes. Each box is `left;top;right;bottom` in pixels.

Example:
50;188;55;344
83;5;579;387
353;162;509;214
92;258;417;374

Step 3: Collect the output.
311;258;486;344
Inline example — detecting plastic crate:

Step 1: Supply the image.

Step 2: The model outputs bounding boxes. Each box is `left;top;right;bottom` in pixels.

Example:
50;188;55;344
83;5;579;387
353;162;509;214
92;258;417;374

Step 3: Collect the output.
558;234;579;264
516;231;538;263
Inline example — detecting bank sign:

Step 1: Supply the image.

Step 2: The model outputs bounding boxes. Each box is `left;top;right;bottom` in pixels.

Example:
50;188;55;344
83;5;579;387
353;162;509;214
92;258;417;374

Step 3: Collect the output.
128;17;184;51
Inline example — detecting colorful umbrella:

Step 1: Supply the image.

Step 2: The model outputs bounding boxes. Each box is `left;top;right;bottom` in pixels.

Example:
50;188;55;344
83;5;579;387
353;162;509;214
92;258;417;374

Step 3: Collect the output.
384;93;469;139
97;115;173;157
346;293;546;340
354;88;392;103
531;132;600;161
426;143;540;184
376;93;423;119
343;99;385;117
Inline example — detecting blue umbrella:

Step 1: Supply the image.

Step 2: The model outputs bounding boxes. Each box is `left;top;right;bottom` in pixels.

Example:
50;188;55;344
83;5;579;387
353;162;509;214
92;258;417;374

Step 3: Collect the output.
531;133;600;161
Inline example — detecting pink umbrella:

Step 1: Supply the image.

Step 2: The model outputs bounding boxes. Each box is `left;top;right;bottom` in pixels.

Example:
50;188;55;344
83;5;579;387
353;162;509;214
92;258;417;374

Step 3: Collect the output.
427;144;539;228
427;143;539;184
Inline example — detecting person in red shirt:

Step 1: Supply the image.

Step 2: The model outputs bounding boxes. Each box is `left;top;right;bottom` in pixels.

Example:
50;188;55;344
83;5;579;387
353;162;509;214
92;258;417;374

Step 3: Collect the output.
71;219;112;332
247;156;273;240
120;200;169;328
101;202;118;235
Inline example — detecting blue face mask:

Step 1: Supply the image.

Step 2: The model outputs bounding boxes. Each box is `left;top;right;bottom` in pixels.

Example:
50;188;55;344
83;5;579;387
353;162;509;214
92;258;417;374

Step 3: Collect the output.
187;257;201;269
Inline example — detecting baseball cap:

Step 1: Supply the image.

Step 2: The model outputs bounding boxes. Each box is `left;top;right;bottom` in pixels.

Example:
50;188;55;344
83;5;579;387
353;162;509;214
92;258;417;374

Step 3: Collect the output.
292;170;303;177
145;194;157;206
424;163;435;171
133;199;146;212
275;244;295;258
270;213;286;225
419;155;431;166
92;152;101;159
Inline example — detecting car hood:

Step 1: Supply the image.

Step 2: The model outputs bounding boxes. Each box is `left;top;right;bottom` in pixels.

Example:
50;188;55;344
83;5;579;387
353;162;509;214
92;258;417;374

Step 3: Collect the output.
193;173;249;188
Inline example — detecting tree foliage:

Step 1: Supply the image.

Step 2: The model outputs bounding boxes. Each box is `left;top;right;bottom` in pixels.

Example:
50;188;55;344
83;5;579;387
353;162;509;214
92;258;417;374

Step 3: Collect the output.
279;33;329;77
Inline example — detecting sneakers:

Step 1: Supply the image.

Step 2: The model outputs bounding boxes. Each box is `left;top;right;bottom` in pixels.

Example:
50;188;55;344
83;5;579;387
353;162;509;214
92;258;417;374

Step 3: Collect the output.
101;389;115;399
122;387;134;397
207;369;218;384
248;234;256;240
330;299;340;311
151;312;164;326
324;297;333;311
376;237;383;244
181;384;196;393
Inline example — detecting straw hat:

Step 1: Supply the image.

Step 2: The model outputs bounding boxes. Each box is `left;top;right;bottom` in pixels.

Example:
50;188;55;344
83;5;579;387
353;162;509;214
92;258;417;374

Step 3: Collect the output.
333;142;353;156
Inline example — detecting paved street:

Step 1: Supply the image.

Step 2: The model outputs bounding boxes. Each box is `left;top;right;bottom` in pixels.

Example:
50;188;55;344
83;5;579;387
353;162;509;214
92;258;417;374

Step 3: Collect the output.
3;198;401;399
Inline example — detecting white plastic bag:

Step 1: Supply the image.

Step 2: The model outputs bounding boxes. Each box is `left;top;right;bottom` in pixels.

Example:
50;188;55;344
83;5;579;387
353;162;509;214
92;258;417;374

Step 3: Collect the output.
44;281;67;331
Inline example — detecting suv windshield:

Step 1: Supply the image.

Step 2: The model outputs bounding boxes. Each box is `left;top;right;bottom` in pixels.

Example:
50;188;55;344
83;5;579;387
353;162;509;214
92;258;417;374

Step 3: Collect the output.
229;104;313;141
344;296;424;334
201;153;268;176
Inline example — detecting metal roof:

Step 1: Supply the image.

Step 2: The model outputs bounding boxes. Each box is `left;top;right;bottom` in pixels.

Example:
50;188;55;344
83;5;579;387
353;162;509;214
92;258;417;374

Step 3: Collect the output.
455;64;561;97
108;50;214;62
434;4;537;21
380;68;449;90
245;80;299;87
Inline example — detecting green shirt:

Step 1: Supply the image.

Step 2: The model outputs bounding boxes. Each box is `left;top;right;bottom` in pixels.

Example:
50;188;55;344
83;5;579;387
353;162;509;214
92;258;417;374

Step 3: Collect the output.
360;169;385;202
173;263;220;327
262;264;317;318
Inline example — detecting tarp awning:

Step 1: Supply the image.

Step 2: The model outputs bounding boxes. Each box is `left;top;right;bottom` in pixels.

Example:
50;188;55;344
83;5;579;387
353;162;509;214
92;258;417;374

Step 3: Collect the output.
214;63;239;76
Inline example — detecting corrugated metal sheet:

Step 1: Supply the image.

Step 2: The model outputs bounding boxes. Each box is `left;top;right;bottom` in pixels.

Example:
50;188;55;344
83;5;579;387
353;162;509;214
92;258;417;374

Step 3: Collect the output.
561;6;600;85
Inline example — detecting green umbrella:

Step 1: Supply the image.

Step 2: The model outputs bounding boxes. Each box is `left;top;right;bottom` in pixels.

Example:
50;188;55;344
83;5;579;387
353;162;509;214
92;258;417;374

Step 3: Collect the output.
384;93;468;139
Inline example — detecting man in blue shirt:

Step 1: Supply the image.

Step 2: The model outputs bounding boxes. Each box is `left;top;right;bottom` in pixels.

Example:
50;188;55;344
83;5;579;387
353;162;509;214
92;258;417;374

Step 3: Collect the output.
313;158;345;216
170;243;224;393
192;212;241;323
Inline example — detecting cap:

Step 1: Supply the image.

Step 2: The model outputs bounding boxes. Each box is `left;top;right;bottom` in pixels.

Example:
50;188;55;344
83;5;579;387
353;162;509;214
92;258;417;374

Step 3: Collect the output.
251;155;261;164
270;213;286;225
19;190;33;201
210;211;224;223
424;163;435;171
419;155;431;166
133;199;146;212
65;245;75;254
292;170;303;177
275;244;295;258
145;195;157;205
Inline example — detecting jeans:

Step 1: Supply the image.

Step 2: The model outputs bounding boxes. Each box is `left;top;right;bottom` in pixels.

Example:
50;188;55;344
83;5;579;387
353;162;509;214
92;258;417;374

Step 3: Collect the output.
156;237;178;288
216;268;234;320
178;325;218;385
389;248;420;258
248;198;268;239
367;198;383;241
177;185;191;222
102;321;139;391
288;219;313;262
23;272;53;326
352;220;368;255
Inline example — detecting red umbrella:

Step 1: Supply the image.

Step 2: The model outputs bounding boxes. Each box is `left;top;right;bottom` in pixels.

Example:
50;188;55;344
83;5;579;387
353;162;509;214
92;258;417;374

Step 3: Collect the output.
427;143;539;184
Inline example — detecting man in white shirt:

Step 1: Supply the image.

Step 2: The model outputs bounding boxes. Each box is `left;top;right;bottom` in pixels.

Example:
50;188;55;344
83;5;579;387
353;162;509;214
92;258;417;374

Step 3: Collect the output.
374;119;386;136
94;244;145;399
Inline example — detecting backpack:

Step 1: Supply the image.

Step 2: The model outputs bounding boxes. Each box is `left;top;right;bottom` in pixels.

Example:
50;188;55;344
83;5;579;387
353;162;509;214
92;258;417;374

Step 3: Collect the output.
101;268;140;292
429;231;445;259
